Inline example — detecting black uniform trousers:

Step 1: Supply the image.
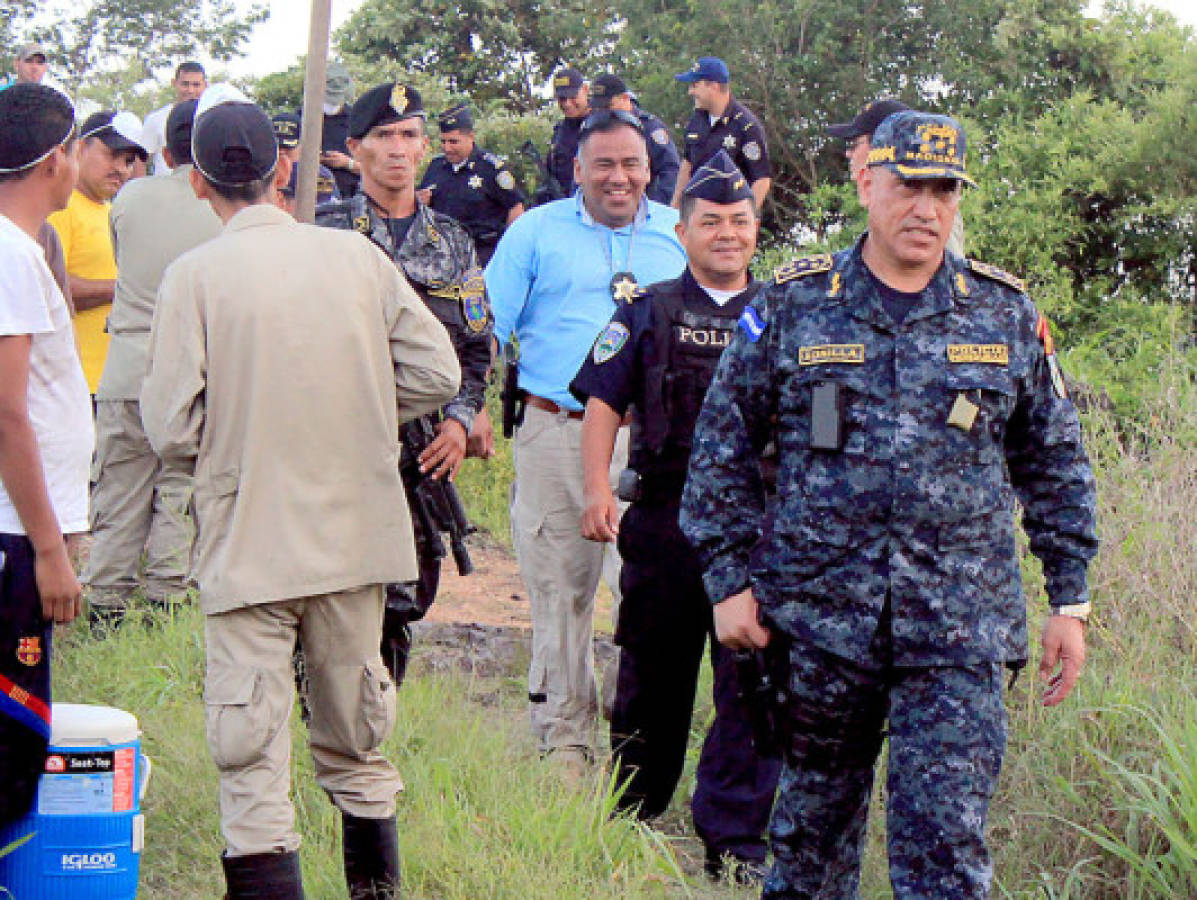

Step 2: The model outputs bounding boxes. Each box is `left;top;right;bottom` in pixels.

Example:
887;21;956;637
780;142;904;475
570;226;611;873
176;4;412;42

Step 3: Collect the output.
611;501;780;861
0;533;53;826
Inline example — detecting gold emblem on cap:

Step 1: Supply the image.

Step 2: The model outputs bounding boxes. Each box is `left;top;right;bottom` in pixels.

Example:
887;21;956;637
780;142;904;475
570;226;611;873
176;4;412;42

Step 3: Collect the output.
554;75;570;87
390;84;408;115
913;122;962;166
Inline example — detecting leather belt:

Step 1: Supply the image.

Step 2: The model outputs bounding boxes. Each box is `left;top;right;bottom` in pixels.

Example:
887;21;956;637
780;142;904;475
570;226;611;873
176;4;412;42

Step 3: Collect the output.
525;394;584;420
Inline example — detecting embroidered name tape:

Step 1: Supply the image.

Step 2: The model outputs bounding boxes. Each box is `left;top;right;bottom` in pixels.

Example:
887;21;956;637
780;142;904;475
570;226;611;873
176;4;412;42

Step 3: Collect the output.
798;344;864;365
946;344;1009;365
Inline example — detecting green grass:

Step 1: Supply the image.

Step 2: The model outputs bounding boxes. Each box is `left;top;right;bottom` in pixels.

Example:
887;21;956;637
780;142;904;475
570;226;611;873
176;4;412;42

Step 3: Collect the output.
29;371;1197;898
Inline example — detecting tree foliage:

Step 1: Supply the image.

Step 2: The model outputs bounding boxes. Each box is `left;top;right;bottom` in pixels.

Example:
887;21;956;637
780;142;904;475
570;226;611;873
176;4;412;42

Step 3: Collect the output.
2;0;267;95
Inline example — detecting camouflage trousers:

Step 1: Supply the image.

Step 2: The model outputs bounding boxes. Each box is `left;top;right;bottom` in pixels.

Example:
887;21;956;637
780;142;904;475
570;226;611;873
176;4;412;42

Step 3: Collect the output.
764;640;1007;899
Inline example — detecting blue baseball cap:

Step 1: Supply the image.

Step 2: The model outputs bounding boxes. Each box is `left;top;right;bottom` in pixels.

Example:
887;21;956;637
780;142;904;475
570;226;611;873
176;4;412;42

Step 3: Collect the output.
675;57;729;84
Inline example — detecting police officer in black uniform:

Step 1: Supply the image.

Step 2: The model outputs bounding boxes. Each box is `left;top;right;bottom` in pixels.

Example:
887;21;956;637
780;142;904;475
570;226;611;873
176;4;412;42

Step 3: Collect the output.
317;82;494;686
545;67;589;197
417;104;525;265
271;112;340;214
570;151;780;883
671;56;772;212
589;73;680;205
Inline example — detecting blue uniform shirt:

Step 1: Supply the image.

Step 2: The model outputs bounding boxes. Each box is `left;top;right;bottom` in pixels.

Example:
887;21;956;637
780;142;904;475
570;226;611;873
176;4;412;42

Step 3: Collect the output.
485;193;686;411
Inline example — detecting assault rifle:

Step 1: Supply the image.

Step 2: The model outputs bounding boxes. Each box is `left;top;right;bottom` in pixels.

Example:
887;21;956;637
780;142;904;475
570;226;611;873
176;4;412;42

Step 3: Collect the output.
399;417;474;576
519;140;565;206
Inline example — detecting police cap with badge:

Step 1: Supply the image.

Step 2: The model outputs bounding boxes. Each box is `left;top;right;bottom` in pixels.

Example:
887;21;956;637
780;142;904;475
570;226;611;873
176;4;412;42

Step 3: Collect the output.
864;109;975;186
681;149;754;205
552;67;585;100
271;112;302;149
590;74;629;110
437;103;473;133
0;83;75;174
348;82;426;139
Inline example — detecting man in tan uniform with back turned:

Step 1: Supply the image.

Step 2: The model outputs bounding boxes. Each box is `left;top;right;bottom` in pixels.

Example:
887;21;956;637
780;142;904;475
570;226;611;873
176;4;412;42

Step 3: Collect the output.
84;98;221;624
141;97;460;899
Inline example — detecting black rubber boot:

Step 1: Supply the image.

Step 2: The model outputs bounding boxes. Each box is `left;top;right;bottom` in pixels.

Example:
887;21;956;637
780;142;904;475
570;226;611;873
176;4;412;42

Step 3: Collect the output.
342;813;401;899
221;850;305;899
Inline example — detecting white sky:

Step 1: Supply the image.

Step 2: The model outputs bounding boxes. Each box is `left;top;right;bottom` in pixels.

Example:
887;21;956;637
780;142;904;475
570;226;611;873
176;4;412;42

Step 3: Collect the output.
229;0;1195;79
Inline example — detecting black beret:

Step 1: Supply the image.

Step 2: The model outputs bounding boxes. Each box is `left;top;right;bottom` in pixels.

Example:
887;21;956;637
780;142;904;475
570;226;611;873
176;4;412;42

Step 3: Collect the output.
590;74;628;109
271;112;301;149
437;103;473;133
0;83;75;173
681;150;754;204
348;82;425;139
192;101;278;186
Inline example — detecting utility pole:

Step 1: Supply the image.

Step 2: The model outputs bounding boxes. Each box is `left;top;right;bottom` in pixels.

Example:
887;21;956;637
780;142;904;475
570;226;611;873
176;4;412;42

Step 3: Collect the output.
295;0;333;223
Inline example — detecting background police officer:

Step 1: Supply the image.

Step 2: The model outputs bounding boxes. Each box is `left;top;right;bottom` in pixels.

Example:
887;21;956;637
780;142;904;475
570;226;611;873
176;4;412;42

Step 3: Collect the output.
671;56;772;212
417;103;525;265
545;67;589;197
570;150;780;882
680;111;1099;898
318;82;495;686
590;73;680;206
271;112;340;215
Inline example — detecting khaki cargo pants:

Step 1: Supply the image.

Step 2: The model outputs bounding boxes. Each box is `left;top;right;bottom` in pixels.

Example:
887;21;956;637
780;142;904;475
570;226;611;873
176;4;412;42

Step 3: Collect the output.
204;585;403;857
85;400;193;605
510;405;627;756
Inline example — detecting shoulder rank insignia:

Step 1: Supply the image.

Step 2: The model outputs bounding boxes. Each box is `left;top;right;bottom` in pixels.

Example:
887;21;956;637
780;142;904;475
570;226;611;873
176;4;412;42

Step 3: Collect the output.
968;259;1026;293
353;215;371;234
774;254;833;285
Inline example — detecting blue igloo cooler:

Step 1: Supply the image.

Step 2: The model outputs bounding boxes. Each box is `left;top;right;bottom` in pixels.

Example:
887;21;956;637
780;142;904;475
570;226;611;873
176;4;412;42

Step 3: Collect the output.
0;703;150;899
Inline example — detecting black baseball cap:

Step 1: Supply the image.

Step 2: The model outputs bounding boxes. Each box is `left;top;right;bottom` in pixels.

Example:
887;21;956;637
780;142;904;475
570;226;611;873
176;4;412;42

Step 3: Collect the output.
80;110;148;160
349;82;426;139
827;99;911;140
271;112;301;149
437;103;473;133
590;74;629;109
192;101;278;185
553;68;585;99
165;99;200;162
0;83;75;173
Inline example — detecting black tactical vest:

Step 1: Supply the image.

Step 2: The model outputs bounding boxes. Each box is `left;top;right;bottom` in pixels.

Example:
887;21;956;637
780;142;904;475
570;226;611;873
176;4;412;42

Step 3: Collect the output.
630;272;758;491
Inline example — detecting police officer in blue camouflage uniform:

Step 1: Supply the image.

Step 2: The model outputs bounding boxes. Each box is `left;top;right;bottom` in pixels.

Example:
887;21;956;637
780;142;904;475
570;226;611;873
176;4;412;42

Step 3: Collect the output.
671;57;771;211
417;103;525;265
589;74;680;206
571;151;780;882
680;111;1099;898
317;82;494;687
545;67;589;198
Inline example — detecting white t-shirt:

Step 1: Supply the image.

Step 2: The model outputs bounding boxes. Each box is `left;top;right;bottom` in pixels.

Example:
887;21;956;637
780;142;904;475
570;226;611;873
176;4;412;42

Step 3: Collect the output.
141;104;172;177
0;213;94;534
701;285;740;307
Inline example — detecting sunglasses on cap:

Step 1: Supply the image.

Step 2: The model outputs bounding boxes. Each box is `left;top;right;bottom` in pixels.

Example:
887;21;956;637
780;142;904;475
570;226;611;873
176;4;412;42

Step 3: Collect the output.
579;109;644;134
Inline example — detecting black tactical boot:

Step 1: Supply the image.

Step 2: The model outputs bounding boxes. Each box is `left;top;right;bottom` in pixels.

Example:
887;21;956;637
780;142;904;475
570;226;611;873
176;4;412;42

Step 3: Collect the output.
221;850;304;899
342;812;401;899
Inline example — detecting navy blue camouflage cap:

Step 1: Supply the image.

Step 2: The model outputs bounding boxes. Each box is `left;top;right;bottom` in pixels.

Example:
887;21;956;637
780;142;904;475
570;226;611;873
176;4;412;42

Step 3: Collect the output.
827;98;910;139
437;103;473;132
271;112;301;149
553;68;585;99
866;110;975;186
681;150;754;204
590;73;628;109
675;56;729;84
192;101;278;185
349;82;426;139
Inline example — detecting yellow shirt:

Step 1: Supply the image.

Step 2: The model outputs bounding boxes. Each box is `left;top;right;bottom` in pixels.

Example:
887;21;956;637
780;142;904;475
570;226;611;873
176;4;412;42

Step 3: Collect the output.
49;190;116;392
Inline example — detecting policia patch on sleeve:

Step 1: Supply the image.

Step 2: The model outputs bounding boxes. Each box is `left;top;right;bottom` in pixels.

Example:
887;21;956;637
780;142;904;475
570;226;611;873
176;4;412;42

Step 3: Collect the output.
774;254;833;285
460;269;490;333
593;322;630;364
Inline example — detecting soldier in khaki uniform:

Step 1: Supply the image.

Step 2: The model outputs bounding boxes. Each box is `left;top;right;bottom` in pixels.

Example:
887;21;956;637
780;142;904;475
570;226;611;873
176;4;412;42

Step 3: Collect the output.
140;98;460;899
84;99;221;622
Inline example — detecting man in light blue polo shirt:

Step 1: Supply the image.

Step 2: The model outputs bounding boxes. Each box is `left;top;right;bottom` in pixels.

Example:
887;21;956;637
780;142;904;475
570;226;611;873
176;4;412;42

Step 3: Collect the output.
486;110;686;774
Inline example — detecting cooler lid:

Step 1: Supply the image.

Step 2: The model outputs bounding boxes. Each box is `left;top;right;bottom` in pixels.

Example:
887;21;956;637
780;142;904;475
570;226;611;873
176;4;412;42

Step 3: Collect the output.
50;703;140;746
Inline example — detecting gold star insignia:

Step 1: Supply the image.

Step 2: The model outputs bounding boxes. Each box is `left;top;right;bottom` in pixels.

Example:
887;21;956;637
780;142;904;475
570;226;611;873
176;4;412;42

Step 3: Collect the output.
612;274;639;303
468;174;483;189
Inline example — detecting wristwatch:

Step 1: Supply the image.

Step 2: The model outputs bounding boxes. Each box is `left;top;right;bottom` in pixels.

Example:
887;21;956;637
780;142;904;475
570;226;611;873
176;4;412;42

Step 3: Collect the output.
1051;601;1091;623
